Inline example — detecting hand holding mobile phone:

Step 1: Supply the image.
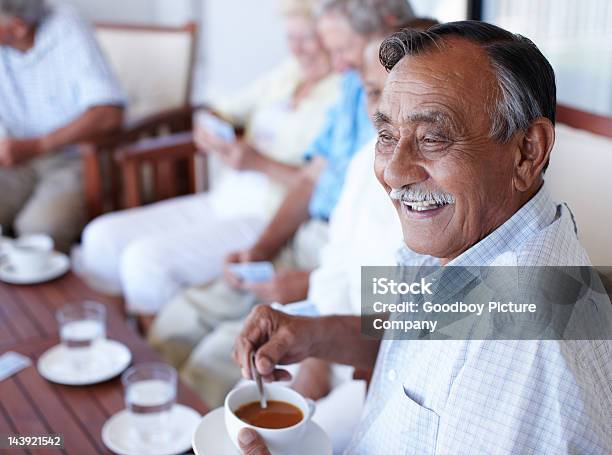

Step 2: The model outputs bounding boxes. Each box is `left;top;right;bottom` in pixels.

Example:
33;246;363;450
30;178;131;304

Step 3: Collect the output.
195;110;236;143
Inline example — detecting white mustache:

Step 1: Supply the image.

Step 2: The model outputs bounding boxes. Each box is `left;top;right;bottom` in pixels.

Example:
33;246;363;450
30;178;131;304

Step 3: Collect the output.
389;187;456;205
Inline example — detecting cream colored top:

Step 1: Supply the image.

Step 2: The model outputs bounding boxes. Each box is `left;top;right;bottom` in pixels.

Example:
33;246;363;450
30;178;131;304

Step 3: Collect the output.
208;60;339;220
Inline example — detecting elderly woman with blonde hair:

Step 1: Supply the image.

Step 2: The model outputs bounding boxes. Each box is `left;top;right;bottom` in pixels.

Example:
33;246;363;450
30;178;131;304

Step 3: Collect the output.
81;0;339;320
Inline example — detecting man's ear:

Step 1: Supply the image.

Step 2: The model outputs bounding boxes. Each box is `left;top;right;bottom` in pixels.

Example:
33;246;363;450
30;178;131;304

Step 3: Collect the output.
513;118;555;192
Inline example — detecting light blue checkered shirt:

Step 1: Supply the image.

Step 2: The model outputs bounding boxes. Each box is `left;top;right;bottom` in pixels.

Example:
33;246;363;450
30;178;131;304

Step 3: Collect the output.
347;185;612;454
0;3;124;140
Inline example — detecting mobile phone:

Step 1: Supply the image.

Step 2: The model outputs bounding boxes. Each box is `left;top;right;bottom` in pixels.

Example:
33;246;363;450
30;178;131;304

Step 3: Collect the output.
228;261;275;283
195;110;236;143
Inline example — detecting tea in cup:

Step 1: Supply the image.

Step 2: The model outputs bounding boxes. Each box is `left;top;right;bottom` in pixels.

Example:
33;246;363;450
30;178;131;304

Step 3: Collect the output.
7;234;54;275
225;383;315;454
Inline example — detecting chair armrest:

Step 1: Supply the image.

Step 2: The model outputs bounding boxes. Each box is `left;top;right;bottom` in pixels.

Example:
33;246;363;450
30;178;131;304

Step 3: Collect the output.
115;131;197;163
82;104;206;151
115;131;203;208
123;105;198;137
78;104;207;218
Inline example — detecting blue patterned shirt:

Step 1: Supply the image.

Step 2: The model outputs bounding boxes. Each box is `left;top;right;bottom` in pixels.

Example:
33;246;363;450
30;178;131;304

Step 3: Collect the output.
304;70;374;220
347;186;612;454
0;3;125;139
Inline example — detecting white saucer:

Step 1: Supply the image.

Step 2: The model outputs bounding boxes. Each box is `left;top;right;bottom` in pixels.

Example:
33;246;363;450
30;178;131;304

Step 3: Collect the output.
102;404;202;455
0;251;70;285
37;339;131;385
192;407;332;455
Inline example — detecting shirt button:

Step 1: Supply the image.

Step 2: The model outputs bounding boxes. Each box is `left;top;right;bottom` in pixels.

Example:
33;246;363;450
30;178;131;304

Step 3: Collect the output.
387;369;397;382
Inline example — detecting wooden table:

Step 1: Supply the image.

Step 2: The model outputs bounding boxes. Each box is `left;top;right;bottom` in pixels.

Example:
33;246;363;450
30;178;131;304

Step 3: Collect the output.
0;272;208;454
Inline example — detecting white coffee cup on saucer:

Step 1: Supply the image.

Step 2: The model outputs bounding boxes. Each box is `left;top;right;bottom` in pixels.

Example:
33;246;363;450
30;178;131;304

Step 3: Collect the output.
6;234;54;275
225;383;316;454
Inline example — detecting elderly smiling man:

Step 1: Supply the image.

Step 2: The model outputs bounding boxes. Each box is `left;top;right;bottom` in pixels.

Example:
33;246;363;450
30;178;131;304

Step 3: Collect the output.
233;21;612;455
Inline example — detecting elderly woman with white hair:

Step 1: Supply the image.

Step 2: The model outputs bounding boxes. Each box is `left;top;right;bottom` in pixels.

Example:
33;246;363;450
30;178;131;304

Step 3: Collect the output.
81;0;339;320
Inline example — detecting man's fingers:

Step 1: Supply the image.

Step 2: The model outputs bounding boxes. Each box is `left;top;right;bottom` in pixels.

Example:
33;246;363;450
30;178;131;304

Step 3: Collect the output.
262;368;292;383
238;428;270;455
255;333;292;376
234;335;255;379
233;306;299;380
233;306;271;377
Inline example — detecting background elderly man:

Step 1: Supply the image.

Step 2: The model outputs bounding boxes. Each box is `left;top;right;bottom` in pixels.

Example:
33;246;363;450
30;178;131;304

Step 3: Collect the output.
81;0;339;322
0;0;124;252
148;0;415;408
234;21;612;454
287;18;438;454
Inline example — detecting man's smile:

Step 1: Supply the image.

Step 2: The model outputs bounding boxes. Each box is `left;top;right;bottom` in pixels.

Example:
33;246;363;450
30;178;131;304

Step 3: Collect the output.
398;199;454;219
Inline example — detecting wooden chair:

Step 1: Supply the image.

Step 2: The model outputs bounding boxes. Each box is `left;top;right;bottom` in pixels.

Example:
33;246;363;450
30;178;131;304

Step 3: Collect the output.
95;22;197;120
80;22;202;219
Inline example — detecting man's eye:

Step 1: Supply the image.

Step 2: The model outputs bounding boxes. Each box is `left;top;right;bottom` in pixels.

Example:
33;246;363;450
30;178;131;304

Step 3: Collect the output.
421;135;449;147
378;132;395;144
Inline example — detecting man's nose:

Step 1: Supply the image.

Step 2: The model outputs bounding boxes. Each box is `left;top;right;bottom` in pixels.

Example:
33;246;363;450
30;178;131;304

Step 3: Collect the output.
383;142;429;189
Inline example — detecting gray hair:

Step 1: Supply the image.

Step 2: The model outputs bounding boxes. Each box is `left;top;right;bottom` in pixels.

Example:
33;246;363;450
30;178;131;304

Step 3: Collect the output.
319;0;415;36
0;0;46;25
379;21;556;145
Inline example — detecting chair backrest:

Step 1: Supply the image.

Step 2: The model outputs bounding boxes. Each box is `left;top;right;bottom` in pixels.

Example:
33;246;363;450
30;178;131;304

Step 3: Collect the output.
545;104;612;267
95;22;197;120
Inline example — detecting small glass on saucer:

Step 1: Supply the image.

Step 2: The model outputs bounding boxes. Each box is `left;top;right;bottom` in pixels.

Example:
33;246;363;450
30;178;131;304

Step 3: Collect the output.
122;362;177;444
56;301;106;371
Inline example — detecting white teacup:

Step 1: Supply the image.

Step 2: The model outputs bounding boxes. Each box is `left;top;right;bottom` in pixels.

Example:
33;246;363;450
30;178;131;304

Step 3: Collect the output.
225;383;315;455
6;234;54;275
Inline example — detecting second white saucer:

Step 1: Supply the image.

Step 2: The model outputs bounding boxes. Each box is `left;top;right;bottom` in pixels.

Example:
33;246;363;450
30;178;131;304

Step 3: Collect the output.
0;251;70;285
102;404;202;455
37;339;131;385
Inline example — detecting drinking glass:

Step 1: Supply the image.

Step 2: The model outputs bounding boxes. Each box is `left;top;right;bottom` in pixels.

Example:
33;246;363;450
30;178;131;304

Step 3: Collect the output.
56;301;106;371
122;362;177;444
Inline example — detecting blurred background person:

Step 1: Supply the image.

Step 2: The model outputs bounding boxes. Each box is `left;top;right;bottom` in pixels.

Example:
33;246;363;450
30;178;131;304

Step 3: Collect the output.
293;18;439;454
148;0;415;416
80;0;339;323
0;0;124;252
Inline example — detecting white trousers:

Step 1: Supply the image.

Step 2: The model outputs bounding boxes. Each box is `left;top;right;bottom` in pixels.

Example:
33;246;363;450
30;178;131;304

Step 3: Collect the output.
80;193;265;314
148;219;329;403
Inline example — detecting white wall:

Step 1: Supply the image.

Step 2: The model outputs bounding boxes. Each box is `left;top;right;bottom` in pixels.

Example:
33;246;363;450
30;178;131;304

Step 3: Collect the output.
53;0;197;25
55;0;288;104
51;0;158;23
410;0;468;22
483;0;612;116
198;0;287;103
